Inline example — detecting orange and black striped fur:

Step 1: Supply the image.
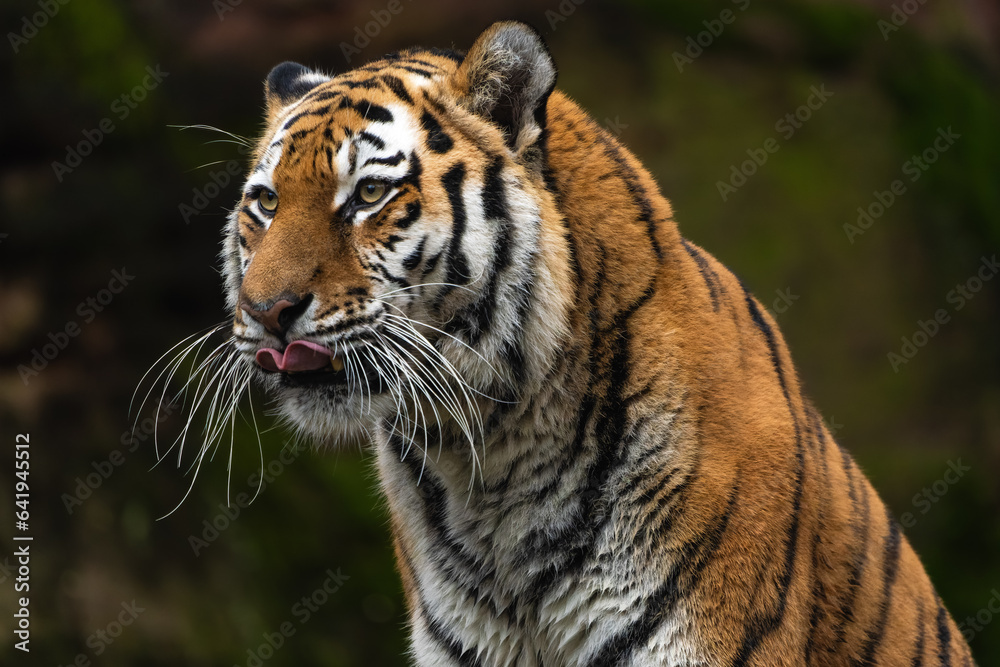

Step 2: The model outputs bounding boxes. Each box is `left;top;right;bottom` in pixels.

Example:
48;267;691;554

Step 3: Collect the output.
219;21;975;666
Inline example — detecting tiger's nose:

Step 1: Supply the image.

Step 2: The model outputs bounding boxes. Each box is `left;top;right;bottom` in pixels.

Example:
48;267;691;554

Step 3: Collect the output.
240;294;312;337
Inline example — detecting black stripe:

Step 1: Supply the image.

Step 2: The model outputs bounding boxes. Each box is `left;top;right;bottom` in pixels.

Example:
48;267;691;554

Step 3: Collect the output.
562;219;584;289
313;313;378;335
803;408;832;664
394;439;503;617
743;288;775;357
440;162;470;292
630;462;678;506
594;130;664;262
499;333;527;386
302;90;340;104
422;613;482;667
500;282;532;383
405;545;485;667
341;78;382;90
590;475;740;666
854;508;902;665
680;238;721;312
529;286;655;594
532;64;556;143
423;251;441;277
421;47;464;63
833;462;873;648
731;286;806;667
400;151;422;192
353;100;393;123
803;529;825;666
482;154;508;220
596;286;655;445
381;234;403;252
617;441;677;498
399;65;435;78
238;233;247;249
587;570;676;665
348;143;358;175
524;393;597;584
810;407;831;462
358;131;385;150
365;150;405;167
421;110;454;153
935;595;952;667
381;74;414;104
282;105;331;131
731;441;804;666
395;200;422;230
402;236;426;271
374;263;409;288
241;206;266;229
525;247;604;492
637;472;692;542
742;285;802;423
316;303;339;319
911;600;926;667
451;155;511;344
407;57;444;69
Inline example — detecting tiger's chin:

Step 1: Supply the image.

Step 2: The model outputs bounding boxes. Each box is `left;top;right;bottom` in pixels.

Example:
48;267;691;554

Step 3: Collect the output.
263;371;396;450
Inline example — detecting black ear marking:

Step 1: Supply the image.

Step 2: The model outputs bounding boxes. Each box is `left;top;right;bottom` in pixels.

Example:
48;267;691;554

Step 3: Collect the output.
265;61;331;110
454;22;557;156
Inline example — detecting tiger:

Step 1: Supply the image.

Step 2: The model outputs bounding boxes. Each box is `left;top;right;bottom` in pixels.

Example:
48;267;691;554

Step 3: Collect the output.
193;20;976;667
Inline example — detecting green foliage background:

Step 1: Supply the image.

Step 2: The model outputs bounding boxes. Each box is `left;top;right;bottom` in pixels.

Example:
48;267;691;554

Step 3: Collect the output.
0;0;998;665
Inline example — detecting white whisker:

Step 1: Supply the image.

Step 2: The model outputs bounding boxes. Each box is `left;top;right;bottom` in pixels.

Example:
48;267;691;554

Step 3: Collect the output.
377;281;479;300
136;317;261;518
169;124;253;147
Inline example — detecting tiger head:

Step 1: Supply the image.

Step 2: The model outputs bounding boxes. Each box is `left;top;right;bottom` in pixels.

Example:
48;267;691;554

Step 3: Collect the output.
224;22;572;446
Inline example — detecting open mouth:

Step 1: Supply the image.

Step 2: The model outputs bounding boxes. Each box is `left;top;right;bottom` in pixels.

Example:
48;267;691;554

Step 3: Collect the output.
254;340;383;390
255;340;339;372
255;340;346;386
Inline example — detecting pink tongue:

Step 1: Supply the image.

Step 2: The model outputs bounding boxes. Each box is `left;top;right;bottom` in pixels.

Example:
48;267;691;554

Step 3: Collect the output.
255;340;331;372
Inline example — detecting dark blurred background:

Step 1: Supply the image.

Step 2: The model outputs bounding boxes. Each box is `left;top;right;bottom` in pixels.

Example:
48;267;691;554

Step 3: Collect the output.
1;0;998;665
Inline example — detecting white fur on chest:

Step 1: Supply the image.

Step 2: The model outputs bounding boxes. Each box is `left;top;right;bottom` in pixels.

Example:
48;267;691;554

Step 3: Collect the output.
374;423;706;667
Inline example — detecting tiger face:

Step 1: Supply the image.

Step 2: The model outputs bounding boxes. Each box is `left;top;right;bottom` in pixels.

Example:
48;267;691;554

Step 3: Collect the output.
224;27;569;447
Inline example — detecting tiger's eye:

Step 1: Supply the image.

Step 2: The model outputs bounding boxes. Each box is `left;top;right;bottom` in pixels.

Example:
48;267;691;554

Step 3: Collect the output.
358;181;386;205
258;189;278;212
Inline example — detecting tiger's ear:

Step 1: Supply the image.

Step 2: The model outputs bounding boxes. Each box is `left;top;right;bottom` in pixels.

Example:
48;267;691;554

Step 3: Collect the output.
264;62;331;123
452;22;557;160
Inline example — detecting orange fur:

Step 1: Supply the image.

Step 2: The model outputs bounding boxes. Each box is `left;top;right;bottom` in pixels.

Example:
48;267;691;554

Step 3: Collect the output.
225;22;976;666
